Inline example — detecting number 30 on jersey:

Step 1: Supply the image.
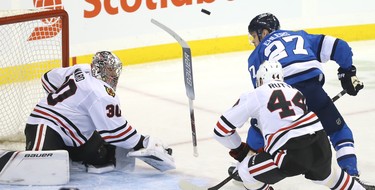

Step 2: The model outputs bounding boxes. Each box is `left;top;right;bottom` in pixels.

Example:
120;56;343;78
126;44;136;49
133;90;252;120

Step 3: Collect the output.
106;104;121;118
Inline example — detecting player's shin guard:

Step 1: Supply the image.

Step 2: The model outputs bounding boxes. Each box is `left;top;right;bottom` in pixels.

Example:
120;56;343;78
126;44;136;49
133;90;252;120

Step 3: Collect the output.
329;124;359;176
313;166;365;190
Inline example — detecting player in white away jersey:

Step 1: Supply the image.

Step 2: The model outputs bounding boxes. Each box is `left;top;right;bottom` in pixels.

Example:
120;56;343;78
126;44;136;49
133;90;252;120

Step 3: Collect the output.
25;51;175;172
214;60;365;190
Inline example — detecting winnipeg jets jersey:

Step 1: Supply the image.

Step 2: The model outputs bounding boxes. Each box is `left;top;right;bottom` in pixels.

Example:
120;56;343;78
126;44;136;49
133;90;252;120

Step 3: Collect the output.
27;64;140;149
248;30;354;88
214;81;323;154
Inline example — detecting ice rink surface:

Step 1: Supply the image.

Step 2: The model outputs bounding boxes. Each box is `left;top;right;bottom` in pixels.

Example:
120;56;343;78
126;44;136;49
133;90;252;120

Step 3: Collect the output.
2;40;374;190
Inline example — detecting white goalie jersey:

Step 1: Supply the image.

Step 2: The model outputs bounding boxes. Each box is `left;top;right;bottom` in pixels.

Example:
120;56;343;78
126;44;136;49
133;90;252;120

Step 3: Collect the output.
214;81;323;155
27;64;141;149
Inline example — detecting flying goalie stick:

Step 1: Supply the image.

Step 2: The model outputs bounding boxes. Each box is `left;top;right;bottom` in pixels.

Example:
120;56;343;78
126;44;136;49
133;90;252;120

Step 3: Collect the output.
151;19;199;157
179;90;347;190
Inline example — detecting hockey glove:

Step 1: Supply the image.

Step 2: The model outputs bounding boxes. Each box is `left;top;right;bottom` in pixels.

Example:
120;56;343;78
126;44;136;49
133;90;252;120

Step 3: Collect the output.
338;66;364;96
127;136;175;172
229;142;252;162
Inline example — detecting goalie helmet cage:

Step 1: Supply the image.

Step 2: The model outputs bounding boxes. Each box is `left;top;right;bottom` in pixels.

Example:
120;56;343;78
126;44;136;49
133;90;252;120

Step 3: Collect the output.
0;8;69;150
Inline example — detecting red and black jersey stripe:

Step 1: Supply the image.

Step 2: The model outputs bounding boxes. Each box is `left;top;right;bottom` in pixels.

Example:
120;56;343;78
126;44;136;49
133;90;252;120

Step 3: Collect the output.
264;113;320;153
31;104;87;146
98;121;137;144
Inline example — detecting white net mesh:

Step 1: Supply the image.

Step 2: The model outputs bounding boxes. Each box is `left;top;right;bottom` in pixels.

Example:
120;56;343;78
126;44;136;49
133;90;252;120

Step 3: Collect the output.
0;9;66;150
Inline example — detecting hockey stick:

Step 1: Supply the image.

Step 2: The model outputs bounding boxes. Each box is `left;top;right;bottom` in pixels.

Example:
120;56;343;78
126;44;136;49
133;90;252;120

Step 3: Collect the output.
151;19;198;157
332;89;346;102
179;170;238;190
207;170;239;190
180;89;347;190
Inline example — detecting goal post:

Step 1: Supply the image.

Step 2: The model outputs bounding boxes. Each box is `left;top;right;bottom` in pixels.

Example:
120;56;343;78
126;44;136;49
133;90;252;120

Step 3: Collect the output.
0;8;69;150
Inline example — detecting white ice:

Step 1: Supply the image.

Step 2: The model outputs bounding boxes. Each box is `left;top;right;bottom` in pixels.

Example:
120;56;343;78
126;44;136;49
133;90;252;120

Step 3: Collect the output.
1;40;374;190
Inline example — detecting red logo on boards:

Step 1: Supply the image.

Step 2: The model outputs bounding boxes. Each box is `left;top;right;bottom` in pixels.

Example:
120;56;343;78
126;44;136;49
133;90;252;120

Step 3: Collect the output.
28;0;64;41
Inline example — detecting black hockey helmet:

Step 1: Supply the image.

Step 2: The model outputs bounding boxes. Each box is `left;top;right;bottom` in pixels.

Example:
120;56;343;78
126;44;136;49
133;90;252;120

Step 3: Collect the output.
248;13;280;41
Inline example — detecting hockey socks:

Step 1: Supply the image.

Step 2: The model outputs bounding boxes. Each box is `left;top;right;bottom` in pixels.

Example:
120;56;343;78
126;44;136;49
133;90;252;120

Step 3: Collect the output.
329;124;358;176
313;166;365;190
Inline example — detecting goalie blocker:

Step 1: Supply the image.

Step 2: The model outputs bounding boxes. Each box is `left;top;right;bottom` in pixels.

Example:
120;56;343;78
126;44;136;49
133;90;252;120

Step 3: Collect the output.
88;136;175;173
127;136;175;172
0;150;69;185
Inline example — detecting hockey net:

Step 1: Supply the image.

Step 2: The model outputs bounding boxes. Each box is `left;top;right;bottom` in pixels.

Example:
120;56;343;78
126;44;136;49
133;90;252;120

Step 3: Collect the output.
0;9;69;150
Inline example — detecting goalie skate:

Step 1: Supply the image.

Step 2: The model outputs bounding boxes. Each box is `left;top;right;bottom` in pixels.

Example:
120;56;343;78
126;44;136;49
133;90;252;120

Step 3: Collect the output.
86;163;115;174
127;136;175;172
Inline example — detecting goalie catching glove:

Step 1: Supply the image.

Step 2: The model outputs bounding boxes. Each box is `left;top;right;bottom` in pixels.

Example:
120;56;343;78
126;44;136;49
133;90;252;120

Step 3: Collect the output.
337;65;364;96
127;136;175;172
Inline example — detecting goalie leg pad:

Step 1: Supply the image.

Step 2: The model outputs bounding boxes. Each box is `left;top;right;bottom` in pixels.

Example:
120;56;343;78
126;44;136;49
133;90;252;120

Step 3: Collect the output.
0;150;69;185
127;136;175;172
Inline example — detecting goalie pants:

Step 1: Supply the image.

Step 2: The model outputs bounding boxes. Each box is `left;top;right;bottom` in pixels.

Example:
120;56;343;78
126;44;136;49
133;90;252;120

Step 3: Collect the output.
239;130;333;187
25;124;115;166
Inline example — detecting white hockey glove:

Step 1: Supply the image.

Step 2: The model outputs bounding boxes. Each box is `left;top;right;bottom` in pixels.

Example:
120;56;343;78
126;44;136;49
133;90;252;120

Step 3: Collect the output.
127;136;176;172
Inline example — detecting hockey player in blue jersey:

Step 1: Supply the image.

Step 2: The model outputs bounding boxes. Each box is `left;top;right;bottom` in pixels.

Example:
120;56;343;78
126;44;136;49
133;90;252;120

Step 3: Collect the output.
237;12;371;187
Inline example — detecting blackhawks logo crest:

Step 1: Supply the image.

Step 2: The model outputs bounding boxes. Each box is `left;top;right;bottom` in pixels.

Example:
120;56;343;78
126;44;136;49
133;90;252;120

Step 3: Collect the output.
105;86;115;97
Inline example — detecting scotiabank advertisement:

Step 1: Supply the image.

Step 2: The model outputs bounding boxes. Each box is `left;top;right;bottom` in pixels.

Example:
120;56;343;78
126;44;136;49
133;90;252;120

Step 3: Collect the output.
1;0;375;58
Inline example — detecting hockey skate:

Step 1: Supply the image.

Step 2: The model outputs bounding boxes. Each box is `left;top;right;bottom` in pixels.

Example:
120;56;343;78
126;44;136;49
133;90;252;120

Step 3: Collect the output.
127;136;175;172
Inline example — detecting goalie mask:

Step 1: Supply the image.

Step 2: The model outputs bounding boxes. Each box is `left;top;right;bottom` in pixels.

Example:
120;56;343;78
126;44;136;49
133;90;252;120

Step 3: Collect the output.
256;60;284;87
91;51;122;90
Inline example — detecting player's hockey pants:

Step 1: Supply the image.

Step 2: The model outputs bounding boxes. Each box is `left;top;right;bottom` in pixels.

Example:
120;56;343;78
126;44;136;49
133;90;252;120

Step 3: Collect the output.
238;130;363;189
